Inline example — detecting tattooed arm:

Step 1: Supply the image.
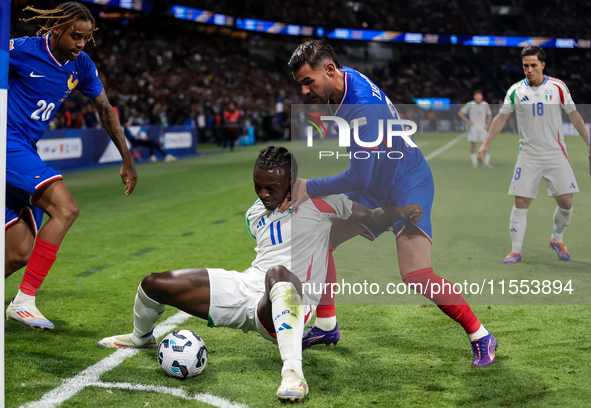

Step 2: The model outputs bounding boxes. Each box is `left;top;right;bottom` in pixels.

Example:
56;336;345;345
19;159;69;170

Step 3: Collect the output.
92;89;138;195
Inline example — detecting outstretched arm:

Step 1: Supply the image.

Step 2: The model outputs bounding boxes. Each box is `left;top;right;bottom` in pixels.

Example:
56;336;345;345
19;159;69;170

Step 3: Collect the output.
349;202;422;228
567;110;591;176
477;112;510;163
485;111;493;130
567;110;591;150
92;89;138;195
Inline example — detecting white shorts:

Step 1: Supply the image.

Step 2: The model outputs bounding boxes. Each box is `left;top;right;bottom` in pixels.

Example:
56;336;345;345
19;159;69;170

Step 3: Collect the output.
508;155;579;198
467;127;487;143
207;267;315;343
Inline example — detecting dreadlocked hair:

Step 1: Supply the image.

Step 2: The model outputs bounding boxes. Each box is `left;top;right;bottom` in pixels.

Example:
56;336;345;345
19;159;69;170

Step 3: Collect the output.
255;146;298;186
22;2;97;44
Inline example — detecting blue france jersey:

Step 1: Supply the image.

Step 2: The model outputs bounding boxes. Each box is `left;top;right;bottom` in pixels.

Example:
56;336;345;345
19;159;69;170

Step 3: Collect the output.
307;67;432;206
7;35;103;146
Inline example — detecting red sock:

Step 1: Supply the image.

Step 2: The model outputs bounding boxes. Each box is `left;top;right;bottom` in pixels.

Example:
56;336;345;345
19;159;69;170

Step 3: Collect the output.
19;237;59;296
316;247;336;318
402;267;481;335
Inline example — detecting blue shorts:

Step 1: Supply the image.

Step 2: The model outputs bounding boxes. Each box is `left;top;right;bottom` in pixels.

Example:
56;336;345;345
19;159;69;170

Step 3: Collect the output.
5;142;62;233
345;175;434;243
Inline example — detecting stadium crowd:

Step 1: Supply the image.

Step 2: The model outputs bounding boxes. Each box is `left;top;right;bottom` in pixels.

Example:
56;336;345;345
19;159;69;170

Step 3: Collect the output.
170;0;590;38
171;0;470;34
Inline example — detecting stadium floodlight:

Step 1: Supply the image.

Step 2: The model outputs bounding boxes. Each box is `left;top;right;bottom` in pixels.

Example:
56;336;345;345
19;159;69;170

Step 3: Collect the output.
0;0;10;404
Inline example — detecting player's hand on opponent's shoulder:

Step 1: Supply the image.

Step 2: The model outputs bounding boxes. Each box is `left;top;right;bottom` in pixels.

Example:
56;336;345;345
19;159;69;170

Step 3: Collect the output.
279;178;308;213
120;159;138;195
279;194;292;213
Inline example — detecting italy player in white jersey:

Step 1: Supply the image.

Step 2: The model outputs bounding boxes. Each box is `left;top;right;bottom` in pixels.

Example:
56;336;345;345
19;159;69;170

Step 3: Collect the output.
5;3;137;330
458;90;492;168
98;146;421;402
478;45;590;263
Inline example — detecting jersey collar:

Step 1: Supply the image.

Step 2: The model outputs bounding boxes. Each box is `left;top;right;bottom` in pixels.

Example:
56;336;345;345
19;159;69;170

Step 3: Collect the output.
45;34;70;67
524;75;547;88
328;71;349;116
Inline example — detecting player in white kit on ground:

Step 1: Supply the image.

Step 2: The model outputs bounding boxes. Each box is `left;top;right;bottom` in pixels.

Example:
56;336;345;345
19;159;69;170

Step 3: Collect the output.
98;146;421;402
478;45;590;263
458;90;492;168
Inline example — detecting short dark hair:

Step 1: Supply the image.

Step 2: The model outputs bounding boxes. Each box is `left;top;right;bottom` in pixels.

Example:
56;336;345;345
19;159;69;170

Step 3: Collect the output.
288;40;342;72
473;90;483;96
521;45;546;62
255;146;298;185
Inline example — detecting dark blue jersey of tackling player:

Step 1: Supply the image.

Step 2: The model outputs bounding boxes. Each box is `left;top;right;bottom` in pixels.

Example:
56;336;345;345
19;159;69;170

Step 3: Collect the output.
306;67;432;207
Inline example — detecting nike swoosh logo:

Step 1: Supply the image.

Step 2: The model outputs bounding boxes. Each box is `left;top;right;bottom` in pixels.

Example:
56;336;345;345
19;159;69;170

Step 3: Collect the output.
30;71;45;78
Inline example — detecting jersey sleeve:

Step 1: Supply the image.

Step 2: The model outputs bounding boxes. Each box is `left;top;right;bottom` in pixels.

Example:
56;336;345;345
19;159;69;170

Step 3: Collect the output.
8;37;31;76
306;106;379;197
554;81;576;114
310;194;353;221
499;85;517;115
459;103;470;115
486;102;492;116
76;53;103;99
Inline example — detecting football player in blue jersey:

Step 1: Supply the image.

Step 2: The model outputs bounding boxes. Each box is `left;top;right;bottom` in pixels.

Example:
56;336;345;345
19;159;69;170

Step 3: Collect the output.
5;2;137;330
286;40;497;366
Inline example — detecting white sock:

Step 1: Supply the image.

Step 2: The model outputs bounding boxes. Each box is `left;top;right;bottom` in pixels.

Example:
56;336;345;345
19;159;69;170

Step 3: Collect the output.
484;154;491;166
470;153;477;167
314;316;336;331
468;324;489;342
13;290;36;305
270;282;305;379
509;205;528;253
131;284;166;345
551;206;573;243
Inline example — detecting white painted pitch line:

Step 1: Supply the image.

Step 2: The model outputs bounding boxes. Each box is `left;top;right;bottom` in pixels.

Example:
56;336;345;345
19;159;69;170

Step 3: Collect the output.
424;132;467;162
89;381;249;408
19;311;210;408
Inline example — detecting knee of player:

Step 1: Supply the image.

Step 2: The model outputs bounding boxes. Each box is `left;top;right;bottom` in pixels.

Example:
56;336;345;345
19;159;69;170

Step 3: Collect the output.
58;199;80;223
557;197;573;210
141;271;170;300
265;265;292;288
6;245;32;272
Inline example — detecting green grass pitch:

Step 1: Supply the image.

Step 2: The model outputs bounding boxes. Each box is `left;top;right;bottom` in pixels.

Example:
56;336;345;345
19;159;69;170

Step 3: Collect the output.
5;133;591;407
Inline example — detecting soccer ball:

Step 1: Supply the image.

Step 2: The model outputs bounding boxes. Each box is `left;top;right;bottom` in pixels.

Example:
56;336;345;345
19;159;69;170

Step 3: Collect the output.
158;330;208;379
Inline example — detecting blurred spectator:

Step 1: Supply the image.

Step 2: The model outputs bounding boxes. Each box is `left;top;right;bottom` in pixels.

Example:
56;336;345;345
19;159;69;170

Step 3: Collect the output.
83;103;99;128
222;101;242;151
123;120;177;163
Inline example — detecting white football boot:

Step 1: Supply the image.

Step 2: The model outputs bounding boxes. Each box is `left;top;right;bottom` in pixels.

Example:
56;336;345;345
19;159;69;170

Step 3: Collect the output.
276;369;308;402
6;297;54;330
98;333;157;349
